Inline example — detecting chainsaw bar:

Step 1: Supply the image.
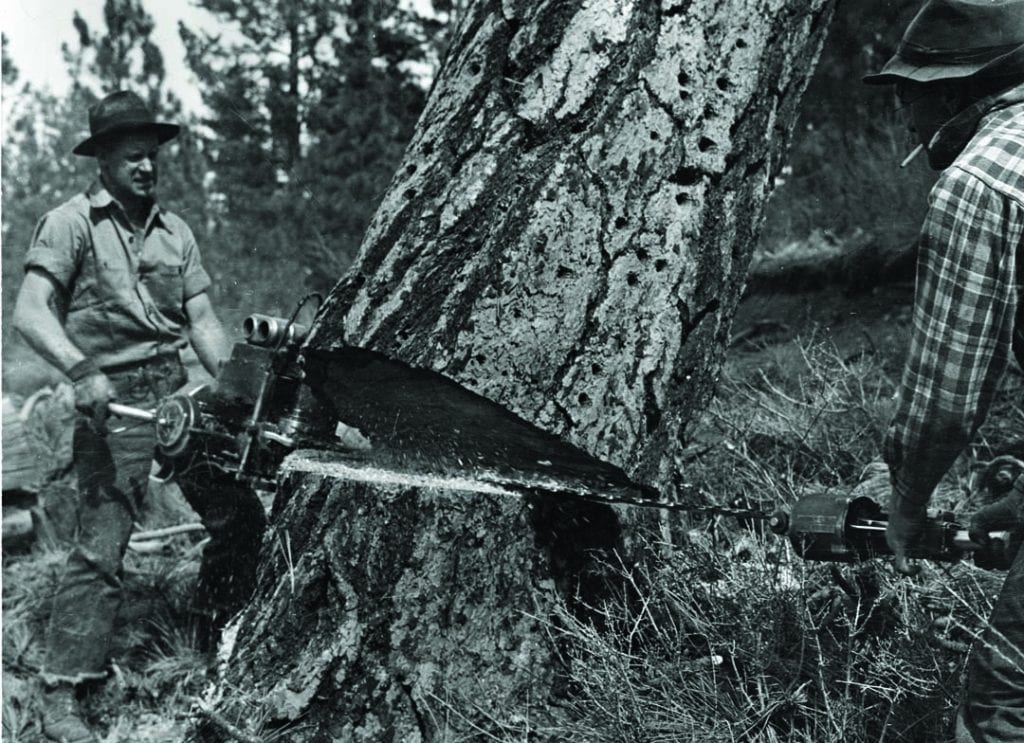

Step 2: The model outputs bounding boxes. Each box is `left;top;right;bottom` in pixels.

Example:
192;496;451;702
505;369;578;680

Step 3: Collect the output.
471;468;772;520
300;347;771;522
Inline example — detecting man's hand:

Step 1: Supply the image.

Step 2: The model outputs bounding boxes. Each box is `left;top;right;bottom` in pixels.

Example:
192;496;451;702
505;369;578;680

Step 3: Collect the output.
969;486;1024;570
886;499;927;576
73;371;116;435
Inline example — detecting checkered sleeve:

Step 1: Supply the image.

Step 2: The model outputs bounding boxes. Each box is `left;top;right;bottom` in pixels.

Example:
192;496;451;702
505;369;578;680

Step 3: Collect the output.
884;167;1023;508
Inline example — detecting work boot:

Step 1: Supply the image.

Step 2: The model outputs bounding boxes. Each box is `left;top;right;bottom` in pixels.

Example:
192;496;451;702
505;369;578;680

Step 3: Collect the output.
39;685;97;743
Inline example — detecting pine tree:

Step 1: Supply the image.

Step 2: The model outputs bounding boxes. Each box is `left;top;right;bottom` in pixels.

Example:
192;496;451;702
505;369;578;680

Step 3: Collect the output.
198;1;839;737
181;0;443;288
292;0;437;289
2;33;19;86
62;0;166;108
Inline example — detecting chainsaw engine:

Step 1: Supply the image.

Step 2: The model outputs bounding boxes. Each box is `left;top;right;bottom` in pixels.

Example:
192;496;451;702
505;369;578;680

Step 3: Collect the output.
153;313;340;490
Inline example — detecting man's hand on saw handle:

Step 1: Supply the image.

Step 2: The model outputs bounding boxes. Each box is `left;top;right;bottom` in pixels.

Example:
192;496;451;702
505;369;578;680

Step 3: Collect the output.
68;359;116;435
968;500;1024;570
886;456;1024;574
969;457;1024;570
886;499;926;576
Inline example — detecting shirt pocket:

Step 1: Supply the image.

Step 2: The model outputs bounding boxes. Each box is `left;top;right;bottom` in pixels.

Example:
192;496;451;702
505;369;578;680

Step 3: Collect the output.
139;262;186;321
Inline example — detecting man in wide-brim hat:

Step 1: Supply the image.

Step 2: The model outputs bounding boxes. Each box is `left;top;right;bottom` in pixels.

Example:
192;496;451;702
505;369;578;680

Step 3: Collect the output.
12;91;267;742
69;89;181;156
864;1;1024;740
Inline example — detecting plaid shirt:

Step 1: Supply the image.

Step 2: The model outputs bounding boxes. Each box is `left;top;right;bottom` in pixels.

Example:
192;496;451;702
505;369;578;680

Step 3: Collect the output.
885;86;1024;508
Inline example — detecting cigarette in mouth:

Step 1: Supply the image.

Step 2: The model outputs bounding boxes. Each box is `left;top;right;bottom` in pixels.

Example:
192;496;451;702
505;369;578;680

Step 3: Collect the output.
900;144;924;168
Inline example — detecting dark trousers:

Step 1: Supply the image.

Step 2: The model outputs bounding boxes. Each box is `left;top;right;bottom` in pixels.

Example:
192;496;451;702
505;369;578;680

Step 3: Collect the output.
40;357;267;684
957;545;1024;742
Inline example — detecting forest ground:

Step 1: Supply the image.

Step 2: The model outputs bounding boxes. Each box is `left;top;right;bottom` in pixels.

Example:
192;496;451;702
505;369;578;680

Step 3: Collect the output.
730;280;914;379
3;275;1022;741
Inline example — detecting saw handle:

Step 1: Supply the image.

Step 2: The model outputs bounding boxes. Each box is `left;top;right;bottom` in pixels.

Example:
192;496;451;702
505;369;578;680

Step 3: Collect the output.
108;386;209;426
770;493;1017;567
108;402;157;422
952;529;1011;552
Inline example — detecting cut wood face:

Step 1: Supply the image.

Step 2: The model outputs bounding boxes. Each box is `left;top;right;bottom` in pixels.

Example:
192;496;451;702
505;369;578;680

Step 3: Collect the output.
302;346;657;503
214;459;625;740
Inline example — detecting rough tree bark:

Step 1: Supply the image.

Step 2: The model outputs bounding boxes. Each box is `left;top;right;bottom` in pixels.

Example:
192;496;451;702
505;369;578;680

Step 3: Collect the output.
200;1;835;740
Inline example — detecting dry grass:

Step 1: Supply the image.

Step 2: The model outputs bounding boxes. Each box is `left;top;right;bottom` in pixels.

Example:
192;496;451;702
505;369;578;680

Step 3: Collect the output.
1;520;210;740
550;539;1004;742
551;338;1020;743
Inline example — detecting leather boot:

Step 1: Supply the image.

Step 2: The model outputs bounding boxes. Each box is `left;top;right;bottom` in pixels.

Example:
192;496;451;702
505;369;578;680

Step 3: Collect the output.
39;685;97;743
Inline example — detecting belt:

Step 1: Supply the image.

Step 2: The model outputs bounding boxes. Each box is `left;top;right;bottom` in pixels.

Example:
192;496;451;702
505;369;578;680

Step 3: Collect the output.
101;349;183;377
102;350;188;404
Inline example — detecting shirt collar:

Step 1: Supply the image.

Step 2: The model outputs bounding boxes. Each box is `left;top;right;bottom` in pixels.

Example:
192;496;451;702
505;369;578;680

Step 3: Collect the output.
86;179;172;233
86;180;115;210
929;82;1024;170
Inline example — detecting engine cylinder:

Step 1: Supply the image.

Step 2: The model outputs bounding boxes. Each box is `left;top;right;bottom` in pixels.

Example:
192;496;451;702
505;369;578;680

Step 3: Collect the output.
242;314;309;348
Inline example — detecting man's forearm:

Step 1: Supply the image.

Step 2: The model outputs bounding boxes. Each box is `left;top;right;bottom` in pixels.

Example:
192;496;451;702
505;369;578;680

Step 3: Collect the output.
17;321;86;375
12;275;87;376
190;323;231;377
885;410;974;507
186;293;232;378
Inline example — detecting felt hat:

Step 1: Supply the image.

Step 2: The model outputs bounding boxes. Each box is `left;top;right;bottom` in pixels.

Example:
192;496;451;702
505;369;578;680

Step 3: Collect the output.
72;90;180;156
863;0;1024;85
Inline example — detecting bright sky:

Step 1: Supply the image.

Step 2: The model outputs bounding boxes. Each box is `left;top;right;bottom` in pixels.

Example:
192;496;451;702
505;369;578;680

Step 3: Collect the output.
2;0;218;114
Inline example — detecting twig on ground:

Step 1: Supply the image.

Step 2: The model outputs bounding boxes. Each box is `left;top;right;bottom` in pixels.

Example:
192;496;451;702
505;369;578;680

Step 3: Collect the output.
131;523;206;542
730;319;791;347
929;634;970;654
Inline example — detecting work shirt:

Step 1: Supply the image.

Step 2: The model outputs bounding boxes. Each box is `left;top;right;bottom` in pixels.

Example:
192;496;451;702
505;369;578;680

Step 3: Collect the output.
885;85;1024;507
24;180;211;371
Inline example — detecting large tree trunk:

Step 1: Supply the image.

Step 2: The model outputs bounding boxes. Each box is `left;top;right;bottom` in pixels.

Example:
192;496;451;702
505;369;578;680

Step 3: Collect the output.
200;1;834;739
311;0;833;484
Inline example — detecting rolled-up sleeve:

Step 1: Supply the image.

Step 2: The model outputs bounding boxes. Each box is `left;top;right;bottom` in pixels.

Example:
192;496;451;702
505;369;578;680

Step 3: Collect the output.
179;222;211;300
884;167;1022;506
23;209;86;290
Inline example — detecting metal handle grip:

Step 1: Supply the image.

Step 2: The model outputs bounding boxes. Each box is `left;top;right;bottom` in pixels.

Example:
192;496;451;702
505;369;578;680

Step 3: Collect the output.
953;529;1012;551
108;402;156;422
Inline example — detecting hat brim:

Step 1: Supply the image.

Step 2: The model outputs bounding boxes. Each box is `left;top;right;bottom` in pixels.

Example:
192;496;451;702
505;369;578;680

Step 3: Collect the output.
863;42;1024;86
73;122;180;157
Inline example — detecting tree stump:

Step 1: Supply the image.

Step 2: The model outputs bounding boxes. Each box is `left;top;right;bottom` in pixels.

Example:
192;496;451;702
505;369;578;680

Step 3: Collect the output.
201;451;621;741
